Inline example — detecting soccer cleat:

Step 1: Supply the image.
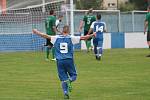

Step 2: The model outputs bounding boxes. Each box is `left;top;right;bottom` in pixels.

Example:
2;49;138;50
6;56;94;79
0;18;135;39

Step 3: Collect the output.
95;56;98;60
96;56;101;61
97;56;101;61
64;94;69;99
51;58;56;61
67;80;72;92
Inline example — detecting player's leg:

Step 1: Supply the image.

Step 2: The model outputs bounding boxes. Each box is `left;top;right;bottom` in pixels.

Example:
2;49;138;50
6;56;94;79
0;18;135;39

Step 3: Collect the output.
148;41;150;49
45;39;51;60
93;38;98;59
51;47;56;61
56;60;69;99
84;30;90;52
87;32;93;52
65;59;77;93
96;40;103;60
146;32;150;57
67;59;77;82
86;39;92;52
147;32;150;49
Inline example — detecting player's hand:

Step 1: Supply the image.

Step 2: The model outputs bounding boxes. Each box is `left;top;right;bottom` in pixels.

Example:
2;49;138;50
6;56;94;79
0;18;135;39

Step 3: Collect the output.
144;29;146;35
32;29;38;34
144;31;147;35
78;28;82;33
93;32;96;37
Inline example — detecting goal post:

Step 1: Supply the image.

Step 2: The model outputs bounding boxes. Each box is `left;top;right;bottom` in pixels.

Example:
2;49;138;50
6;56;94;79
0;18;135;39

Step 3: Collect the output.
0;0;67;52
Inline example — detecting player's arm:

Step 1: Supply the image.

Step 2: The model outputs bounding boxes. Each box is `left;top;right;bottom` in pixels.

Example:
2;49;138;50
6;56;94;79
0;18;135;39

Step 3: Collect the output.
32;29;51;40
80;33;95;40
87;28;93;35
55;20;62;34
103;22;107;32
87;21;94;35
144;20;148;34
78;15;86;32
78;20;84;32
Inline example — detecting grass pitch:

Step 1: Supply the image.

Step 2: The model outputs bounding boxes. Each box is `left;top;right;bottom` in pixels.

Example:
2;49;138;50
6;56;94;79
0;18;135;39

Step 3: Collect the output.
0;48;150;100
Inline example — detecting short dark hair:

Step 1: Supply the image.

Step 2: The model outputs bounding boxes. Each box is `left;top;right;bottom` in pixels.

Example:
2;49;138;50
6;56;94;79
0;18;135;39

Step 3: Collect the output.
96;13;101;20
87;8;93;14
49;10;54;15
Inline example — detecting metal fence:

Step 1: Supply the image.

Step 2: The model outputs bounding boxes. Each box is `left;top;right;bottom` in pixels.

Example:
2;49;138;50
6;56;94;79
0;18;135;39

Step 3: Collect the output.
66;10;147;33
0;10;147;34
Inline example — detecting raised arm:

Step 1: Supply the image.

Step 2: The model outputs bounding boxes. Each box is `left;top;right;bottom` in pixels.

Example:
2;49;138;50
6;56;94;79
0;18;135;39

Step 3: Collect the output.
144;20;148;34
80;33;95;40
78;20;84;32
32;29;51;40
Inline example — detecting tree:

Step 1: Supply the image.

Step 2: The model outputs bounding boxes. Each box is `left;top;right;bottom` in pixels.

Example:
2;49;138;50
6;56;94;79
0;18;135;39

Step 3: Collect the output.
129;0;148;10
76;0;104;10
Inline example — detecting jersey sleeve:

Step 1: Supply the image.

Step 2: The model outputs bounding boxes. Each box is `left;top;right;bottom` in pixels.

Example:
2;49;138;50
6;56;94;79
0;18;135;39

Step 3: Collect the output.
51;36;58;44
146;13;149;21
93;16;96;21
55;20;59;27
90;21;95;29
83;15;86;21
102;22;107;31
71;36;81;45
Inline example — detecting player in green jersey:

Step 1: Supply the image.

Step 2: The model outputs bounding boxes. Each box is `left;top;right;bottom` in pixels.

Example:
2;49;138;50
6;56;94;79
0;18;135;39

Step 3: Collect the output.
79;8;96;52
45;10;56;61
144;6;150;57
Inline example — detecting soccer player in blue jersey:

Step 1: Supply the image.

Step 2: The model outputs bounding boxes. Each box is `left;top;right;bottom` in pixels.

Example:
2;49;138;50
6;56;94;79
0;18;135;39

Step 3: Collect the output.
88;13;106;60
32;25;94;99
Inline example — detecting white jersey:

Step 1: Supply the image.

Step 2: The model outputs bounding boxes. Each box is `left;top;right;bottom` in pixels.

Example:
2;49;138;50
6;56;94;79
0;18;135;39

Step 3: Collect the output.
56;19;61;28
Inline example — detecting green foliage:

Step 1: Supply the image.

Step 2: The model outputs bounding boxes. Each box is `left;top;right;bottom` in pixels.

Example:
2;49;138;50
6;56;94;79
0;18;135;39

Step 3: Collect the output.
0;49;150;99
129;0;148;10
119;2;136;11
76;0;103;10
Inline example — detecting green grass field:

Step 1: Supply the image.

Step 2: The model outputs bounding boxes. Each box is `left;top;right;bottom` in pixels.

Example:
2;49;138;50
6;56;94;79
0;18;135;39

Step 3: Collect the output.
0;48;150;100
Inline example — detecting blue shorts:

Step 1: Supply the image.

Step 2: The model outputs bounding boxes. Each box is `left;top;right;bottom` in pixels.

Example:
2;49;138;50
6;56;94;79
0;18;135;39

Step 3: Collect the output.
56;59;77;81
93;38;103;47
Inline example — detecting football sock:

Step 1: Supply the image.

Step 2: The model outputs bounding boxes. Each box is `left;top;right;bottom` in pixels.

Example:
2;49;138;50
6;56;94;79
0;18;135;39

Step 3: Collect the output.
62;81;68;95
46;47;50;59
94;46;97;54
52;47;55;59
99;47;103;56
97;47;100;57
86;40;91;51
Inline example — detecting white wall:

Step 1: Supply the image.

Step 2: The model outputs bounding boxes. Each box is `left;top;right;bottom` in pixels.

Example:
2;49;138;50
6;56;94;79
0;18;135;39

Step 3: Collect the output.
103;33;111;49
125;33;148;48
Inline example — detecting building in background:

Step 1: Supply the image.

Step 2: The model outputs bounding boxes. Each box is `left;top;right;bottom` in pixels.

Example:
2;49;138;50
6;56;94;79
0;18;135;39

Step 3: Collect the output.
103;0;129;10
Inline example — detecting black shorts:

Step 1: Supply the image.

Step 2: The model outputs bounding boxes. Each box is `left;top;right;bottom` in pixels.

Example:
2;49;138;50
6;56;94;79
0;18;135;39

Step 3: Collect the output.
46;39;53;47
84;30;92;40
147;31;150;41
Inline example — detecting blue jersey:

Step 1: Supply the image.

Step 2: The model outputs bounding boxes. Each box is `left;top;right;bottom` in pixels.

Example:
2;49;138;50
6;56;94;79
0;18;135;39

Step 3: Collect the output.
51;35;80;60
90;20;106;40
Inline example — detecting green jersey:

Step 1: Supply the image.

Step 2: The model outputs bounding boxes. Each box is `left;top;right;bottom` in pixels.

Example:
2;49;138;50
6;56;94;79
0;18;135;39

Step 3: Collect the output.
83;15;96;31
45;15;56;35
146;12;150;30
